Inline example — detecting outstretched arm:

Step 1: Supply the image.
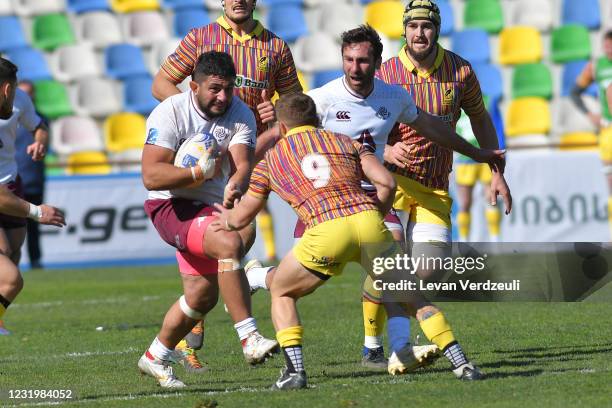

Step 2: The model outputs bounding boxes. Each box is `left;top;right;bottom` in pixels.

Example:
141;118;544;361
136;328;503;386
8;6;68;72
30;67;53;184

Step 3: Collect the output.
360;153;397;214
213;194;266;231
0;185;65;227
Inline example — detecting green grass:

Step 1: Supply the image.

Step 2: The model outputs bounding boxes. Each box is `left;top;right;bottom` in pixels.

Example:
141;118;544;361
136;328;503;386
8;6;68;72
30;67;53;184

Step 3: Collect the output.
0;265;610;407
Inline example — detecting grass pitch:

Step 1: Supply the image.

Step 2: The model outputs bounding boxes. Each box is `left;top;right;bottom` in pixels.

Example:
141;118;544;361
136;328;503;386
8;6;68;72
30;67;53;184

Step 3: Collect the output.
0;264;610;407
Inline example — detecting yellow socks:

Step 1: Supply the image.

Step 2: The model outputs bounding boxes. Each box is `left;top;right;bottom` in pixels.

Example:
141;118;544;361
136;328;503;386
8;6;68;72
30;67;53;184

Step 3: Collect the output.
457;211;470;241
419;312;456;350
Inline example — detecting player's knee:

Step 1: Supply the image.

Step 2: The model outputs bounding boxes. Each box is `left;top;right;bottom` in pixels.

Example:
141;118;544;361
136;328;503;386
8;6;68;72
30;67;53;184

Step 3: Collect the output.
0;273;23;298
179;292;216;320
216;231;244;259
415;305;439;321
412;241;450;282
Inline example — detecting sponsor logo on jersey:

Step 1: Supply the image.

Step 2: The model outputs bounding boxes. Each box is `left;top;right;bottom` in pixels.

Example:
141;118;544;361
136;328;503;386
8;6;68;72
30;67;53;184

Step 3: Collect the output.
336;111;351;121
376;106;390;120
257;56;269;72
432;113;453;123
146;128;158;144
235;75;269;90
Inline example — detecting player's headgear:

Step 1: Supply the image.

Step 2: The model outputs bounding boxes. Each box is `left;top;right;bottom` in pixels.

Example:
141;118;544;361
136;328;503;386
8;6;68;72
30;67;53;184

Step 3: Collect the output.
403;0;441;27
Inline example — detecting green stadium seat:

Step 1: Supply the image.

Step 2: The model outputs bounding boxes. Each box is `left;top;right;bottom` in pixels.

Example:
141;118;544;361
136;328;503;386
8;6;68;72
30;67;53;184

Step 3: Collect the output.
551;24;592;63
511;63;553;100
33;80;73;119
32;13;76;51
464;0;504;34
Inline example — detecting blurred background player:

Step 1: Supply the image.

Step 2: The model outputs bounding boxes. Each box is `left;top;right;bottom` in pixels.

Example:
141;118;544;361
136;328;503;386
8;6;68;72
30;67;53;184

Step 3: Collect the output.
139;52;277;388
454;104;504;242
0;58;50;335
571;30;612;238
15;80;47;269
151;0;302;367
214;93;483;389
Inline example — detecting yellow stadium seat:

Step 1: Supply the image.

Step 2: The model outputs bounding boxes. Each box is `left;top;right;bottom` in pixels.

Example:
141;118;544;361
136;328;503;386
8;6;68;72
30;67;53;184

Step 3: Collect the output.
498;26;542;65
505;97;551;137
104;112;146;153
67;151;112;175
110;0;159;13
365;1;405;40
559;132;598;151
272;71;308;103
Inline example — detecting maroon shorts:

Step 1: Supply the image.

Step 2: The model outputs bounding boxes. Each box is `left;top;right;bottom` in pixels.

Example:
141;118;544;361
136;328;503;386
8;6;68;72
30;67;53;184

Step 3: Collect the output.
144;198;218;276
293;208;403;238
0;178;26;229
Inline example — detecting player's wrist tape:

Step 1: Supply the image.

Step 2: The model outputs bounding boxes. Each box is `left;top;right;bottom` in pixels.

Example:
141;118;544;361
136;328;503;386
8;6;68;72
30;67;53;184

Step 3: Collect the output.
225;219;237;231
179;295;204;320
27;203;42;221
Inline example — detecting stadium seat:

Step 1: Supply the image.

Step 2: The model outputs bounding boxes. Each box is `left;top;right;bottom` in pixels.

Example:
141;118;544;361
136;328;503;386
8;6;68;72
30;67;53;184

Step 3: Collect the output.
173;7;210;38
11;0;65;16
124;11;170;46
266;3;308;43
50;44;101;82
451;30;489;64
162;0;204;8
75;11;123;49
110;0;159;13
512;0;553;32
551;25;592;64
561;60;598;97
292;32;342;73
67;0;110;13
438;0;454;37
50;116;104;155
33;80;73;119
66;151;112;175
473;63;503;103
559;132;598;150
260;0;302;5
123;75;159;115
0;1;13;14
0;16;28;52
105;43;150;79
32;13;76;51
365;1;404;39
44;153;65;176
312;69;343;89
562;0;600;30
204;0;222;10
5;48;53;82
505;97;551;137
498;27;542;65
318;2;363;40
110;147;142;172
463;0;504;34
511;63;552;100
151;37;181;72
554;97;598;136
104;112;146;153
73;78;123;117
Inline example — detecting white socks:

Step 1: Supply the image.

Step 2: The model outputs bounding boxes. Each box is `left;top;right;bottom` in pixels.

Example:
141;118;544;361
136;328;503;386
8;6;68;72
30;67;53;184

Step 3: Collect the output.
247;266;273;291
234;317;258;341
364;335;383;349
148;337;173;361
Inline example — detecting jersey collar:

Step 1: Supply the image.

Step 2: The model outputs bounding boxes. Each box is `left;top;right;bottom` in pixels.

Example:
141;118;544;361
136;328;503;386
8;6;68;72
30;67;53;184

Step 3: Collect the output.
217;16;264;43
285;125;316;137
398;44;445;79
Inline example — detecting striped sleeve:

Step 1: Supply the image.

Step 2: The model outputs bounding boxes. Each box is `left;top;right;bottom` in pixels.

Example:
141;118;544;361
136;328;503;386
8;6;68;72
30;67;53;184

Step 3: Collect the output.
462;64;486;117
275;42;302;95
160;29;198;84
247;159;271;199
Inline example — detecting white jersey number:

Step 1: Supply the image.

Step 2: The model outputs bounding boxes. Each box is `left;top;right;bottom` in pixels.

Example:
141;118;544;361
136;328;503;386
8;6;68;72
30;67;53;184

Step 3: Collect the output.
301;154;330;188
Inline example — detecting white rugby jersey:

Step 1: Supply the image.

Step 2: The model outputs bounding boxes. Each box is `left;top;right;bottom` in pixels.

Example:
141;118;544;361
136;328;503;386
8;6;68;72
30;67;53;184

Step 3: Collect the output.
145;91;256;204
0;89;41;183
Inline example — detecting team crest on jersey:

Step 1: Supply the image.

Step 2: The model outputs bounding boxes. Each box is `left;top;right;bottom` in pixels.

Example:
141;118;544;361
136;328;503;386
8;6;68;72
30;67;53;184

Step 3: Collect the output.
235;75;269;90
214;128;229;141
443;87;455;106
336;111;351;121
376;106;390;120
257;56;269;72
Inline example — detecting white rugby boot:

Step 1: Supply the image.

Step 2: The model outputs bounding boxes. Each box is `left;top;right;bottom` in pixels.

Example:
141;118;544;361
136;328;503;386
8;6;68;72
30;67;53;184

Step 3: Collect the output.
387;344;441;375
138;352;186;388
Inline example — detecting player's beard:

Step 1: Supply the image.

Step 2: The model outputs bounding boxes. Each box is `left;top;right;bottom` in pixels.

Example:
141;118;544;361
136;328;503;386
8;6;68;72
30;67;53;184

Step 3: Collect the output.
406;41;436;62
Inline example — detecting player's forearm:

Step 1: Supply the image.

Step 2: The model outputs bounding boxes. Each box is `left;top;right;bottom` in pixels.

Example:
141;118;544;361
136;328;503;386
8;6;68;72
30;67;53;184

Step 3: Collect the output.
412;113;480;159
470;112;499;150
376;185;395;215
254;125;281;163
152;71;182;102
34;124;49;146
142;162;195;190
0;185;31;218
228;164;252;195
570;84;590;114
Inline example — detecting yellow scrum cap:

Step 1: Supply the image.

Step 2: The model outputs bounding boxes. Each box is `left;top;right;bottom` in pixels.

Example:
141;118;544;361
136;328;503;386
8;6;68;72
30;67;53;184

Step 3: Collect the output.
403;0;441;27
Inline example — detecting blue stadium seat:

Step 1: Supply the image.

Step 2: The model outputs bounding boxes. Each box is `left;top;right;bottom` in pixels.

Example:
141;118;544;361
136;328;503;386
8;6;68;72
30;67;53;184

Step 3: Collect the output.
163;0;205;9
438;0;454;36
562;0;600;30
123;75;159;115
562;60;598;97
260;0;302;5
0;16;28;52
266;3;308;43
451;29;489;64
312;69;343;89
105;43;149;79
67;0;110;13
5;48;52;81
473;63;503;103
174;7;210;37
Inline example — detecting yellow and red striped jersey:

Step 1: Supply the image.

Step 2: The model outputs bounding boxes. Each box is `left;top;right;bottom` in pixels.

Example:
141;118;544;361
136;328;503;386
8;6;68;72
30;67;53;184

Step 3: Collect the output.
377;45;485;190
248;125;379;227
161;16;302;135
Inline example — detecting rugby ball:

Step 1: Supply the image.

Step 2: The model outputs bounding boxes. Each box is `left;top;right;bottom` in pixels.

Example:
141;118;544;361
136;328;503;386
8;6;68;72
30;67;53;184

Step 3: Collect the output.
174;133;219;182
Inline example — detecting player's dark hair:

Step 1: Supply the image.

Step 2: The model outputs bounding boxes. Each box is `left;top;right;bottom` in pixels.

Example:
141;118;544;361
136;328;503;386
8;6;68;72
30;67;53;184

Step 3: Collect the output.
276;93;319;128
0;57;18;85
192;51;237;82
605;30;612;41
341;25;383;61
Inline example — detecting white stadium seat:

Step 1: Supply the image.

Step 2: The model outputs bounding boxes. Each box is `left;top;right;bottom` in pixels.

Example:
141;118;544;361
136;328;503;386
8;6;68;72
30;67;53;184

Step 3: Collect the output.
72;77;123;118
123;11;170;47
50;44;101;83
75;11;123;49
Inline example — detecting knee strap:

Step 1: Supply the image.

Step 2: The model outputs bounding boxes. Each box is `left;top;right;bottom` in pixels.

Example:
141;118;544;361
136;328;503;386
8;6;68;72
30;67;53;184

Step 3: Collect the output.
179;295;204;320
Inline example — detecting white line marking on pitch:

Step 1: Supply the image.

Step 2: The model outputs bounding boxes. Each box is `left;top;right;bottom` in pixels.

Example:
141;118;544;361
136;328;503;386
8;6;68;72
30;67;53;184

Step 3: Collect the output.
11;296;163;309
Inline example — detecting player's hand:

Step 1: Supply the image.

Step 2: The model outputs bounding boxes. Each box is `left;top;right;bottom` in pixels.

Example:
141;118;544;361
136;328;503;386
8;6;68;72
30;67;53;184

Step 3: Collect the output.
223;182;242;209
38;204;66;227
473;148;505;173
27;141;46;161
588;112;602;128
489;172;512;215
211;202;237;231
257;90;276;125
384;142;411;168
